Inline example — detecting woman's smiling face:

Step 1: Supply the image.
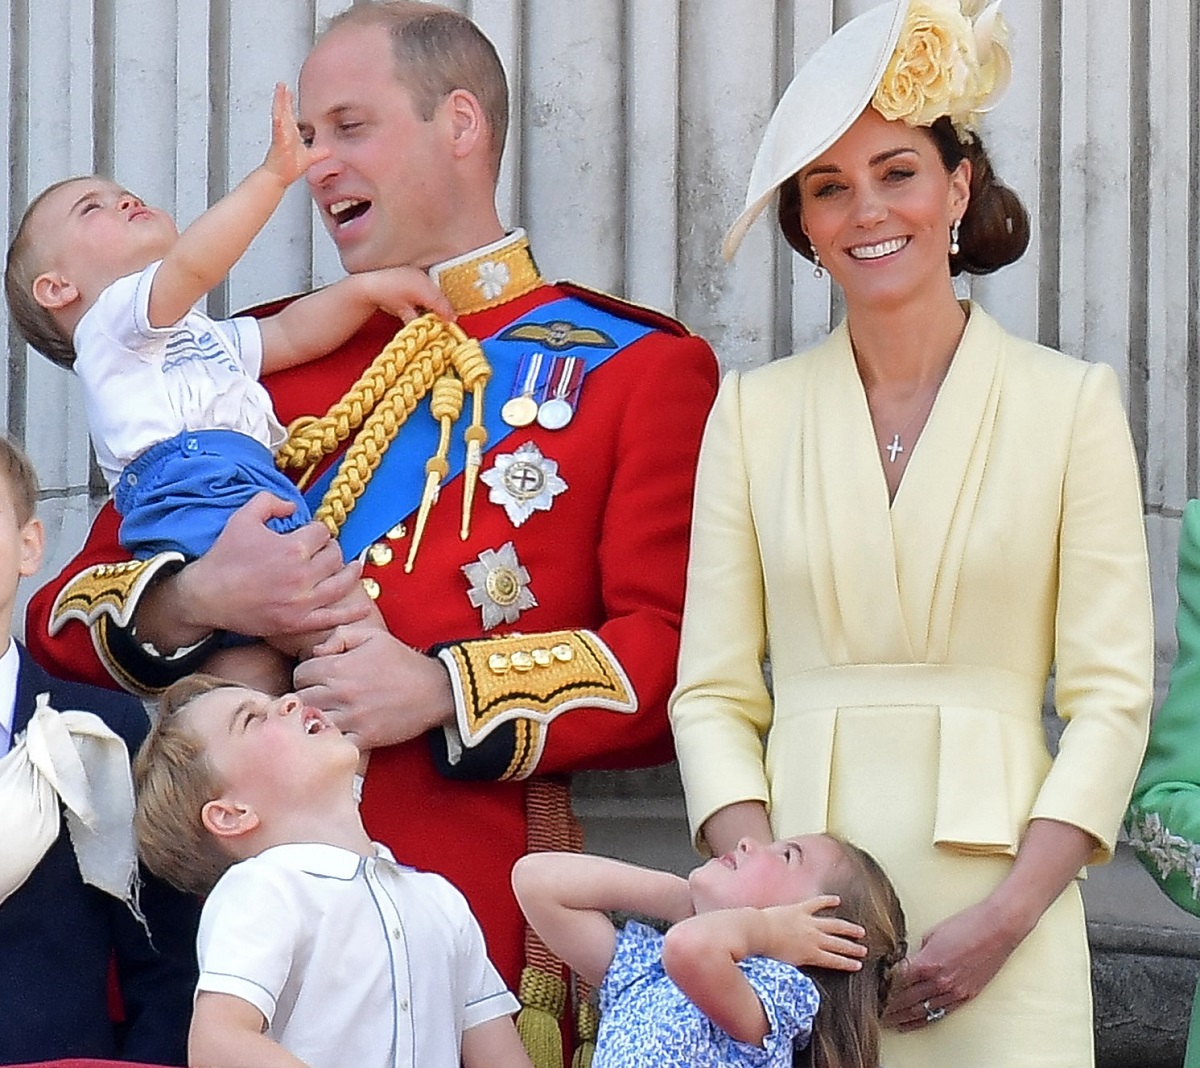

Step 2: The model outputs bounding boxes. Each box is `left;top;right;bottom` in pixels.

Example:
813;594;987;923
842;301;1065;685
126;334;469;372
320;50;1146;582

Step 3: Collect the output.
796;106;970;313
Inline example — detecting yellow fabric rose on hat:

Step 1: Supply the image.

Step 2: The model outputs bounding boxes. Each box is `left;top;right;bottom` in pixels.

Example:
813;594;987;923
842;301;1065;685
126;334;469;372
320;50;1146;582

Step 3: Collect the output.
873;0;1011;134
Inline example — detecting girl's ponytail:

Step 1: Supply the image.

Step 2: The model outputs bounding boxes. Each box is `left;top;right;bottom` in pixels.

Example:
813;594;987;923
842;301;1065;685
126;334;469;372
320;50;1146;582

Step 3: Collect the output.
797;839;907;1068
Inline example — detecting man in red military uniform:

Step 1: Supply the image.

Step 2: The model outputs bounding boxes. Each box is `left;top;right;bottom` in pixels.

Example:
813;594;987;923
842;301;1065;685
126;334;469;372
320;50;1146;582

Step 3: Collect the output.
25;2;718;1057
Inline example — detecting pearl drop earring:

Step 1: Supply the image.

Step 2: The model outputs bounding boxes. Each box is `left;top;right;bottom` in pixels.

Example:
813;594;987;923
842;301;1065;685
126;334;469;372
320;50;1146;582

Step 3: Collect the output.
949;219;961;257
812;248;825;279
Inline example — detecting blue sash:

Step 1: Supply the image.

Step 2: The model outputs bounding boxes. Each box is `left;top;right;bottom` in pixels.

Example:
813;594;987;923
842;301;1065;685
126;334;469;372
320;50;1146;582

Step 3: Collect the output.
304;296;653;559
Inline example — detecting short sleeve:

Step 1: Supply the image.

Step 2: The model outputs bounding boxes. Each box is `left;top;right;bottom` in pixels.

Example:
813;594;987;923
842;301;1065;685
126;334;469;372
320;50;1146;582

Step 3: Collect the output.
736;958;820;1057
444;879;520;1029
195;862;299;1025
599;920;664;1015
226;316;265;379
76;265;159;360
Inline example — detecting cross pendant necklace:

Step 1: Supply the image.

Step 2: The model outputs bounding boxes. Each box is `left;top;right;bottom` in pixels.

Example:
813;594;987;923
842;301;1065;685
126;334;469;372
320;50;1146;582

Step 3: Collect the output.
882;371;948;464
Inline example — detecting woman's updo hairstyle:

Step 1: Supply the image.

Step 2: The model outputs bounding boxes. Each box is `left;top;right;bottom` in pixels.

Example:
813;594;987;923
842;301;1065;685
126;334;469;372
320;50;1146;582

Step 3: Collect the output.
928;117;1029;275
777;114;1030;278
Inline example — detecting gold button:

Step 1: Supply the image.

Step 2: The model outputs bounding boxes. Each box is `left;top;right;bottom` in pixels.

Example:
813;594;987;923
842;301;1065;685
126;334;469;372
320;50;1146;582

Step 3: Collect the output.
551;643;574;662
362;577;381;600
531;647;552;667
367;542;394;567
488;653;511;675
386;522;408;540
510;650;535;672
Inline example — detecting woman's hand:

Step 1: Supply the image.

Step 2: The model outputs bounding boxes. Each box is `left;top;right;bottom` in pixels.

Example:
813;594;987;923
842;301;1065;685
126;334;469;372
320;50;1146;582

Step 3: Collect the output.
700;801;773;858
883;819;1094;1030
882;895;1028;1030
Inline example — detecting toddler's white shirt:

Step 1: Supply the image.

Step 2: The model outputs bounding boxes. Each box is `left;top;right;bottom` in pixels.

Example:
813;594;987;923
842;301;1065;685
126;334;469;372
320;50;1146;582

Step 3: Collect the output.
73;262;282;491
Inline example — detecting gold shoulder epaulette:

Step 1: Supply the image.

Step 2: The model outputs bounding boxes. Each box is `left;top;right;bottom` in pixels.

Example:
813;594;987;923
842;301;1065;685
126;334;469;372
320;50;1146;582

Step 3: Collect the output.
49;553;186;635
437;629;637;780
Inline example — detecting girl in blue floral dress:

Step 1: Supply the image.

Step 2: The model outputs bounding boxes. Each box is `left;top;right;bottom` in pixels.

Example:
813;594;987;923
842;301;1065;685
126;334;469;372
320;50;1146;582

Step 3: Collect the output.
513;833;905;1067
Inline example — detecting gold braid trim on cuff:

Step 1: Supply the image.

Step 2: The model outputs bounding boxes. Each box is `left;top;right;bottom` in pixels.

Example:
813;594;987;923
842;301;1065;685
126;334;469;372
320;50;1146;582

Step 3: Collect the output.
275;314;491;568
49;553;187;635
438;629;637;781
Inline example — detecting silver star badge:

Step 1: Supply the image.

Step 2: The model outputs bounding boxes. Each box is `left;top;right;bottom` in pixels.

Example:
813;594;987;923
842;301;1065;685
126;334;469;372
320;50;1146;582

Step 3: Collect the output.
462;542;538;630
480;441;568;527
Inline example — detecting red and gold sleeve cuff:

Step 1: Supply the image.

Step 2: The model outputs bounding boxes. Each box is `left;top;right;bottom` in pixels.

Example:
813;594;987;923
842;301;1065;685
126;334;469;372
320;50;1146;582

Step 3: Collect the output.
49;554;221;696
434;629;637;781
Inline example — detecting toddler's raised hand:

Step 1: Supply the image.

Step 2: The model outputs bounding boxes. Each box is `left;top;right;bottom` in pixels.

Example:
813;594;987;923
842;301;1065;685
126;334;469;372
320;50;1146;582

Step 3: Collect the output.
359;265;456;324
263;82;330;186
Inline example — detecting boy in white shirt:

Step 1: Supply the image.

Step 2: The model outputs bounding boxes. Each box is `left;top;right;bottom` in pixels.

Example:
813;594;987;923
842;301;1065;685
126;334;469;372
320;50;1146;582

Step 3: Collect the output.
3;83;450;692
133;672;530;1068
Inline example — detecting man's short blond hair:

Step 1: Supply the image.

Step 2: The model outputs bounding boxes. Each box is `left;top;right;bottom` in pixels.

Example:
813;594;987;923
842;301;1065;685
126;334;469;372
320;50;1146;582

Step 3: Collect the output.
133;674;240;897
324;1;509;169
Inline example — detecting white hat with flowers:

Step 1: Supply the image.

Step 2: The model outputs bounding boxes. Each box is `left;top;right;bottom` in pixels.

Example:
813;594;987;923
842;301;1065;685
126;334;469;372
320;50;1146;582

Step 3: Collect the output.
722;0;1012;261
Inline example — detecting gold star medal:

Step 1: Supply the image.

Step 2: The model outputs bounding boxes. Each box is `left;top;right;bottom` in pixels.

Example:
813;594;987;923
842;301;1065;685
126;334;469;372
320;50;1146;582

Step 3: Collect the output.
480;441;568;527
462;542;538;630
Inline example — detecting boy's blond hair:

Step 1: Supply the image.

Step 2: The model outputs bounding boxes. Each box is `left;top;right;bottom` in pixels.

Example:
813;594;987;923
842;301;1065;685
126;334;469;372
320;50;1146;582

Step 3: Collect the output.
4;177;84;368
133;674;241;897
0;435;39;526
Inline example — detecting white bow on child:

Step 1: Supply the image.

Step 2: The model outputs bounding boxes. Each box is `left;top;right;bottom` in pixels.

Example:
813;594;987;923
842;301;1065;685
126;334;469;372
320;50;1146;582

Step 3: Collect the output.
0;692;139;908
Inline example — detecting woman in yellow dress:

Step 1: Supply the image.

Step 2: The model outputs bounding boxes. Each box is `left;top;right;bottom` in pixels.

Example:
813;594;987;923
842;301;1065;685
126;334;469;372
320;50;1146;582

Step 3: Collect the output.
669;2;1154;1065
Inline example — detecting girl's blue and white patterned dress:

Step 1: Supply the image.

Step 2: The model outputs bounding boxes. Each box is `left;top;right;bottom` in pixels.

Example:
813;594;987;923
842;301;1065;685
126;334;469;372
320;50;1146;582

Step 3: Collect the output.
594;920;821;1067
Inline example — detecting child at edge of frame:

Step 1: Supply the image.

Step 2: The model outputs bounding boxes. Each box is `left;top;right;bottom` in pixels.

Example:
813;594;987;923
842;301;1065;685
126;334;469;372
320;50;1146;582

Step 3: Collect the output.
0;434;200;1066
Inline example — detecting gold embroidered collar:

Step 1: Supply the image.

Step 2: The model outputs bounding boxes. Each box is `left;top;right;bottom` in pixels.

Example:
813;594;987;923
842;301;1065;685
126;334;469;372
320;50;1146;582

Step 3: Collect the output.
428;230;544;315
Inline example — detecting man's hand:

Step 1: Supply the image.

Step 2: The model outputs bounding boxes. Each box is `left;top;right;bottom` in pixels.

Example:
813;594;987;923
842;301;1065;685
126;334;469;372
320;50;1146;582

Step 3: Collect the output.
262;82;330;187
293;621;456;749
136;493;368;653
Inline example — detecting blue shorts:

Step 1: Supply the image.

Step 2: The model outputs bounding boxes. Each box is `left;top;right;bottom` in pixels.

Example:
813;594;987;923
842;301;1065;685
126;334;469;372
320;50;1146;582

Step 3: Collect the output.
114;429;312;560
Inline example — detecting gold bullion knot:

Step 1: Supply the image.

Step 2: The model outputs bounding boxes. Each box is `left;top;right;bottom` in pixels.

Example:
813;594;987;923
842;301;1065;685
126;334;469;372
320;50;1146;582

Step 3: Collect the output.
274;314;491;556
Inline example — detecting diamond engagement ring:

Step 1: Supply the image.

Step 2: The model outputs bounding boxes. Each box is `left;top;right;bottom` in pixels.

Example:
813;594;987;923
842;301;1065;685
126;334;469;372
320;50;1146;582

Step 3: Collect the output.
923;999;947;1023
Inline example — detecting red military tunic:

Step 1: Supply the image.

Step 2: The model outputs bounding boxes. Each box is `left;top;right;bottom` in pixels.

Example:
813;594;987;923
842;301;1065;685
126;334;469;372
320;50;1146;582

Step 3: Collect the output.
25;233;719;994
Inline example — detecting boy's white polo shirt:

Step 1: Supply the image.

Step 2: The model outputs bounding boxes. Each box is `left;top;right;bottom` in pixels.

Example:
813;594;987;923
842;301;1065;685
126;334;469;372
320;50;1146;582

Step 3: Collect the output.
196;841;518;1068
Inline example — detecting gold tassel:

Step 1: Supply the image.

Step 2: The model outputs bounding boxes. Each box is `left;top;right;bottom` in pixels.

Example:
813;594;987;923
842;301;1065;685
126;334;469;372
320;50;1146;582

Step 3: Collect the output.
274;314;491;548
515;965;566;1068
454;342;492;541
405;376;462;572
571;1000;598;1068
